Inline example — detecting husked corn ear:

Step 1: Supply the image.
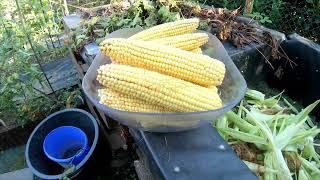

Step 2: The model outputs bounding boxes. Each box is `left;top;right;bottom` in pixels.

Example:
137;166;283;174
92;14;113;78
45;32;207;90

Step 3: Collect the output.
128;18;199;40
140;120;198;129
207;85;218;93
100;38;225;86
97;64;223;112
98;88;169;112
190;48;202;54
150;33;208;51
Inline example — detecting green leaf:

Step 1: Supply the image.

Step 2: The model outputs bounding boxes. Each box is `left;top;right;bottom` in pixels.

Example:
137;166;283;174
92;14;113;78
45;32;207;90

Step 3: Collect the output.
273;149;293;180
283;98;299;114
302;142;320;163
157;5;178;23
263;90;283;107
237;100;244;117
306;0;314;4
248;107;275;122
243;160;277;174
0;85;7;94
12;73;19;79
275;124;304;150
292;100;320;124
264;152;277;180
299;166;311;180
245;89;265;102
144;15;157;27
225;111;257;133
30;64;39;73
265;19;272;23
158;6;171;18
217;128;267;145
242;107;274;146
275;100;320;149
130;14;142;27
300;157;320;175
214;116;228;139
141;0;154;11
289;127;320;145
215;116;228;129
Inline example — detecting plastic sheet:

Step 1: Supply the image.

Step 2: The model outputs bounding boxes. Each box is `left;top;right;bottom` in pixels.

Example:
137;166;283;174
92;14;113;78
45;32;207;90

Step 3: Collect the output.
82;28;247;132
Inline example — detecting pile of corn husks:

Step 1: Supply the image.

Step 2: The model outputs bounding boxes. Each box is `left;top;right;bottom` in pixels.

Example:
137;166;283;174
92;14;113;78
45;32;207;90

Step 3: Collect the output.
214;89;320;180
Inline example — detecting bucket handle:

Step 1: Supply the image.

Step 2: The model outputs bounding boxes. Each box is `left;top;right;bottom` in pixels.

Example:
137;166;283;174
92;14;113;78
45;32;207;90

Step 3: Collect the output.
62;149;84;179
69;147;85;166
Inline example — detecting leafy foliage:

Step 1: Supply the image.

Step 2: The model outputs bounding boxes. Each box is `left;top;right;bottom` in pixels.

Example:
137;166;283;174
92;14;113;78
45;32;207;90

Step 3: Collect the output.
0;0;70;125
247;12;272;24
70;0;181;51
249;0;320;42
199;0;243;9
17;88;83;125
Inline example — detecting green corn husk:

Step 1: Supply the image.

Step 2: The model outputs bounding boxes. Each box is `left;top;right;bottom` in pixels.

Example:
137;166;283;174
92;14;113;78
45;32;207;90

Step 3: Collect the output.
213;89;320;180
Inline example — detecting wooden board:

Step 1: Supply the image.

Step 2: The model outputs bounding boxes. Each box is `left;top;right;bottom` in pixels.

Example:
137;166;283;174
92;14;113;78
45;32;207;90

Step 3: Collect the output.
19;56;79;95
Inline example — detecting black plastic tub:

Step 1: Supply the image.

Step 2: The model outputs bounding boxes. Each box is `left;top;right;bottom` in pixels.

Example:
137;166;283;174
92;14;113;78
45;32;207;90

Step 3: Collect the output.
267;34;320;119
25;108;111;179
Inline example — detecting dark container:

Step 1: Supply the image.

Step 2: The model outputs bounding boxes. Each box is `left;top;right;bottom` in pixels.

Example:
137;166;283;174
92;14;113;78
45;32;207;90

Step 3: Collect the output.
267;33;320;119
25;108;111;179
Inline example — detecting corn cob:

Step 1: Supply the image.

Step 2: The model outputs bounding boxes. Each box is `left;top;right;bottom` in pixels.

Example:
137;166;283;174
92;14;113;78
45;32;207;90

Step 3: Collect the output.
150;33;208;51
128;18;199;41
97;64;223;112
207;85;218;93
100;38;225;86
140;120;198;129
190;48;202;54
98;88;169;112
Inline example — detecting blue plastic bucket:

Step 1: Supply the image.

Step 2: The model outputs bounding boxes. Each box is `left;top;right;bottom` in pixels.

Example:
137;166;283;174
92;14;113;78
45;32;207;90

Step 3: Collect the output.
43;126;89;167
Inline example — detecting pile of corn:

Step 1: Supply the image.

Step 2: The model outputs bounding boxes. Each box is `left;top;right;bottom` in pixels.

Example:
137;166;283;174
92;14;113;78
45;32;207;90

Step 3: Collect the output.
96;18;226;113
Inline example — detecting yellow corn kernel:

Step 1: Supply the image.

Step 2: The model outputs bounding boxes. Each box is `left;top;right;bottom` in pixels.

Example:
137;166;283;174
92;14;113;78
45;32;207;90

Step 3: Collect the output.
190;48;202;54
128;18;199;41
150;33;208;51
140;120;199;129
100;38;225;86
97;64;223;112
207;85;218;93
98;88;169;112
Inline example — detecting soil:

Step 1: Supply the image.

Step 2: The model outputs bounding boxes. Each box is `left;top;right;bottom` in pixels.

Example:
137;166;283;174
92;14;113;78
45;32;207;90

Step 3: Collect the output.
231;143;263;165
284;152;301;172
0;120;39;151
